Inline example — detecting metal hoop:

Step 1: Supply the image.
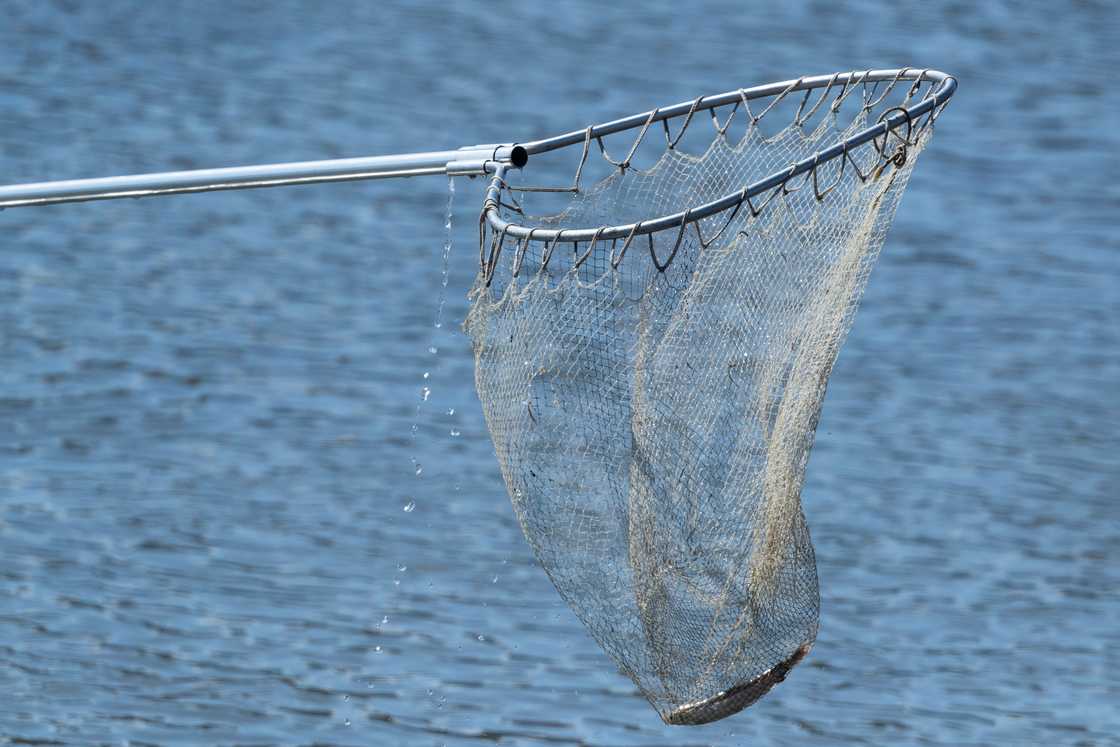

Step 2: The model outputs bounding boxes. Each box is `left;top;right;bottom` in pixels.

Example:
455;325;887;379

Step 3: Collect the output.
482;69;956;246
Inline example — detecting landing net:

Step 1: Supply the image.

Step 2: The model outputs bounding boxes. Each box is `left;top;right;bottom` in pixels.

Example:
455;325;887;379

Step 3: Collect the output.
465;69;952;724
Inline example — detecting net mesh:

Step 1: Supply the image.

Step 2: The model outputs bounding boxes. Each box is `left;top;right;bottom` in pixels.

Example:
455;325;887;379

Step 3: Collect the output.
465;79;934;724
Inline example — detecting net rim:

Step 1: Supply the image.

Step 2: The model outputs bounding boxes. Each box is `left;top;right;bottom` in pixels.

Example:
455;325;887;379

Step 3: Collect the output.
481;68;956;245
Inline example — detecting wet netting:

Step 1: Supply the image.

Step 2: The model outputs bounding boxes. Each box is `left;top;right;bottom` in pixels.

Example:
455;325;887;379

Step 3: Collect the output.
465;70;952;724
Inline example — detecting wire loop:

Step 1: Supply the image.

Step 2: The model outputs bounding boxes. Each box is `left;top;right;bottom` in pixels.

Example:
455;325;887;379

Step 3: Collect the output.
574;227;607;270
599;109;659;171
652;208;691;271
663;97;704;149
711;95;743;136
612;224;642;269
484;225;510;287
510;229;536;278
539;229;563;275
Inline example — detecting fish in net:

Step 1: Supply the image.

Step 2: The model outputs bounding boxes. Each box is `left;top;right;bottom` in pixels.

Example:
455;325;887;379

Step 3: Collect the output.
465;70;951;724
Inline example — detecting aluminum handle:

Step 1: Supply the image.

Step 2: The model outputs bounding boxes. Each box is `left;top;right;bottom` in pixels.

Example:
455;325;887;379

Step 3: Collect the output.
0;144;527;208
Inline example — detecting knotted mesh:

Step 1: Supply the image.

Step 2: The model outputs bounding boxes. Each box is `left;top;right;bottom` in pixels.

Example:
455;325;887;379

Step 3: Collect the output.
465;74;939;724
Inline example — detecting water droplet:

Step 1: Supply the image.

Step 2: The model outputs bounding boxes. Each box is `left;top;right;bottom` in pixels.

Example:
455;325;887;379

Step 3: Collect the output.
374;645;382;653
423;371;430;379
343;694;350;702
428;346;438;355
397;563;407;572
447;407;455;415
403;500;416;513
381;615;389;625
450;428;460;437
344;719;351;727
414;464;423;476
393;578;401;586
433;178;455;330
477;634;485;642
492;575;499;583
420;386;431;401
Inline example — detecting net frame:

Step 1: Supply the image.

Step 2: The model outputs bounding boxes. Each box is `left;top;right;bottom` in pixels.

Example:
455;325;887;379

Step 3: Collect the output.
479;68;954;254
467;68;956;725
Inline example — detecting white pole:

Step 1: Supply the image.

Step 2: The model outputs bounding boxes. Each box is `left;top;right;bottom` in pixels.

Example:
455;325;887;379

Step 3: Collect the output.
0;144;527;208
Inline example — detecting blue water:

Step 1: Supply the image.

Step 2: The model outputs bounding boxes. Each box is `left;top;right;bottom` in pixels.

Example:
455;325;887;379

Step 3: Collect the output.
1;2;1117;745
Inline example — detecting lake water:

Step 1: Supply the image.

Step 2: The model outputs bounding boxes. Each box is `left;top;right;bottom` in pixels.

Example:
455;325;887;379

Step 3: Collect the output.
0;2;1117;745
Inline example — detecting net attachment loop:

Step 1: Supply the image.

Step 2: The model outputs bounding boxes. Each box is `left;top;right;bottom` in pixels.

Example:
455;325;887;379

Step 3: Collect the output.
599;109;659;172
872;106;914;178
793;74;838;127
654;209;691;271
574;227;606;270
663;97;704;149
611;224;642;269
749;78;802;125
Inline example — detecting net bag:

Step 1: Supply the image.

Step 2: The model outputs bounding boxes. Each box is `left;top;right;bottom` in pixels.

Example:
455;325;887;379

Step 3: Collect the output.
465;69;954;724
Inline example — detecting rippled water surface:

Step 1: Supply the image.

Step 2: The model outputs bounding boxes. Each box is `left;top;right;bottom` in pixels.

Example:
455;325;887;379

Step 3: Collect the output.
1;2;1117;745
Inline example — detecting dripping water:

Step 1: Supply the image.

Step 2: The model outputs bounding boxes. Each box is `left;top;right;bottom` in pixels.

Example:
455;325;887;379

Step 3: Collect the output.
434;176;455;331
406;177;456;501
394;177;456;636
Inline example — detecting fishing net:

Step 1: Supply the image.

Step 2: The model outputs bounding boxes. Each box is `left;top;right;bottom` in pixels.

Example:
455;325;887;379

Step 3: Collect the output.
0;62;954;729
465;70;951;724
